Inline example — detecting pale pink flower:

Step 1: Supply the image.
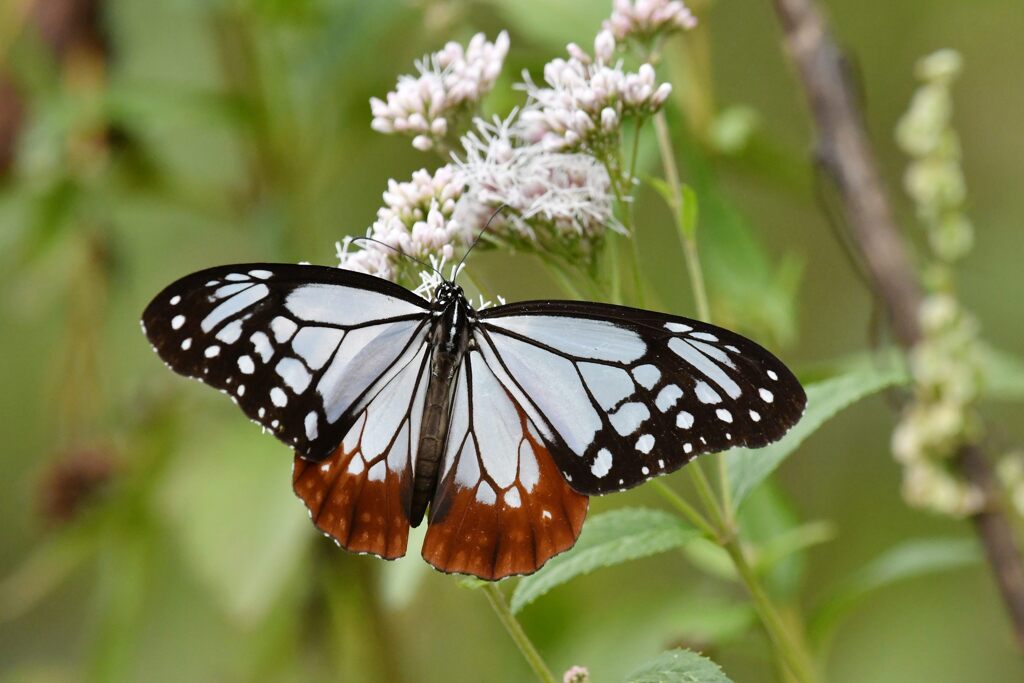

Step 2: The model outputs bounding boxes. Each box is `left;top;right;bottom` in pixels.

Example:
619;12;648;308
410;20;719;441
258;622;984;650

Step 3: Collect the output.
604;0;697;42
370;32;510;152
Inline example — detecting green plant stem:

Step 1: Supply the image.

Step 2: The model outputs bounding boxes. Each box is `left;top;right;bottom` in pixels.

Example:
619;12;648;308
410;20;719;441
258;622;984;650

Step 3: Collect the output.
482;584;557;683
649;480;717;539
652;111;710;322
723;539;817;683
652;109;735;526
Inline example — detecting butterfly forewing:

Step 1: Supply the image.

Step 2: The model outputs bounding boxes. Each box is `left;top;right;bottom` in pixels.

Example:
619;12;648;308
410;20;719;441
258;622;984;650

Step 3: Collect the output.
141;264;430;462
422;351;588;580
479;301;806;495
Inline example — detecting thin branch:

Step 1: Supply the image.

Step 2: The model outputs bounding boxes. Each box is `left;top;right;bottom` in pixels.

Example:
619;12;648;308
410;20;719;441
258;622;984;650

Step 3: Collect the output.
769;0;1024;649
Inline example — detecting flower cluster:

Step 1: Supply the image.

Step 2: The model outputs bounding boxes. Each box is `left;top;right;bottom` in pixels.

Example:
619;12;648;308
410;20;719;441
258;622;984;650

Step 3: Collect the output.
563;665;590;683
892;292;985;516
370;32;510;152
891;50;987;517
454;115;621;251
604;0;697;43
517;31;672;153
337;165;471;281
896;49;973;264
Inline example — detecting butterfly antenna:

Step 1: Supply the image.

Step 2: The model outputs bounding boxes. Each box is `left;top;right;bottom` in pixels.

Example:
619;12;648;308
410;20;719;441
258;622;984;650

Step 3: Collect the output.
455;204;508;279
350;237;443;279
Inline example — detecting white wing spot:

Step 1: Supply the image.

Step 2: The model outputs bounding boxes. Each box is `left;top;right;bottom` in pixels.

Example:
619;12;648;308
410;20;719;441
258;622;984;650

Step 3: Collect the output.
204;345;220;358
665;322;693;333
750;410;761;422
504;488;522;508
658;459;665;468
676;411;694;429
270;387;288;407
225;273;249;282
276;358;312;394
171;315;185;330
631;364;661;390
367;461;386;482
716;408;733;423
655;384;683;412
180;338;192;350
271;419;280;428
475;482;497;505
694;380;722;404
249;269;273;279
691;332;718;342
759;388;774;403
591;448;613;478
169;295;181;306
518;440;540;492
251;332;273;362
684;443;693;454
610;402;650;436
258;407;266;418
305;411;319;440
238;355;254;374
347;456;364;475
237;384;245;396
767;369;779;381
201;284;268;332
215;319;244;344
319;462;331;473
542;510;552;520
726;432;732;440
636;434;655;454
271;316;298;343
642;466;650;475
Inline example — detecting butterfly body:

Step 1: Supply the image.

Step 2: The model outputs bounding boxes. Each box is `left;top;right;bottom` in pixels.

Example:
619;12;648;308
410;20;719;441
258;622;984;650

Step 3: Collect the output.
411;281;472;526
143;263;805;579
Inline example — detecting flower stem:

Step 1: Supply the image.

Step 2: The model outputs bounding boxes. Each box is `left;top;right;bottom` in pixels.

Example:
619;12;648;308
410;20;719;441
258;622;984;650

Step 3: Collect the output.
482;584;557;683
652;110;710;322
649;479;717;539
723;539;817;683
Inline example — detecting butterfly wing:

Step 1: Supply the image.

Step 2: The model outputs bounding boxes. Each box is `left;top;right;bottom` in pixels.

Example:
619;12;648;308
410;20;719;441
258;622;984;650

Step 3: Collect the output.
422;350;588;580
478;301;806;494
141;263;431;462
292;342;431;559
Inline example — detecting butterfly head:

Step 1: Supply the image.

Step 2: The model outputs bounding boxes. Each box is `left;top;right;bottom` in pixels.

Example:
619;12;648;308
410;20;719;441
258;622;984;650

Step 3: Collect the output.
434;280;465;308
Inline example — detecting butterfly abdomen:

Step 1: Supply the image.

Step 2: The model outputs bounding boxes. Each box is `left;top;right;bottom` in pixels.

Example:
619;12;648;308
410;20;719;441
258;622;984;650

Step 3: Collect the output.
409;300;471;526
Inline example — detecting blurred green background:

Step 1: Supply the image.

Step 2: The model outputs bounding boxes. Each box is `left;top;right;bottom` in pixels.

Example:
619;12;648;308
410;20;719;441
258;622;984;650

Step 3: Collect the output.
1;0;1022;681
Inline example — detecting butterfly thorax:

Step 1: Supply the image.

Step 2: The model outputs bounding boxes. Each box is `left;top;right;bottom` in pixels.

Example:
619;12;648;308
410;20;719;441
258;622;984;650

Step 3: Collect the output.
409;283;474;526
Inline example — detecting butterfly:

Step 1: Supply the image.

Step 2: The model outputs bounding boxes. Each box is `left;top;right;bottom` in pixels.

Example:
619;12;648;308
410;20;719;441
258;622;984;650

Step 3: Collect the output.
142;263;805;580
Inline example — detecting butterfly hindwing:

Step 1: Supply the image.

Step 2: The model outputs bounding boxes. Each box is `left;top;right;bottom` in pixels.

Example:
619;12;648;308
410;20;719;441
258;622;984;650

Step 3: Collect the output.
292;343;431;559
422;351;589;580
142;264;430;462
478;301;806;495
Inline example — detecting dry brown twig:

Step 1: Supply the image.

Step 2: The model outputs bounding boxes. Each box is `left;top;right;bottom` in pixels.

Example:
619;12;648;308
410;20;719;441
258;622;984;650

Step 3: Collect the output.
769;0;1024;650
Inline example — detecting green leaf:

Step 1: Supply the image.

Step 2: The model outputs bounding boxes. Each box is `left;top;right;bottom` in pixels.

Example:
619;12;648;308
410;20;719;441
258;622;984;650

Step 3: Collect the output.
510;508;698;613
488;0;608;50
979;344;1024;401
646;177;699;241
625;649;734;683
157;410;311;625
727;363;906;508
680;184;699;240
809;537;980;641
